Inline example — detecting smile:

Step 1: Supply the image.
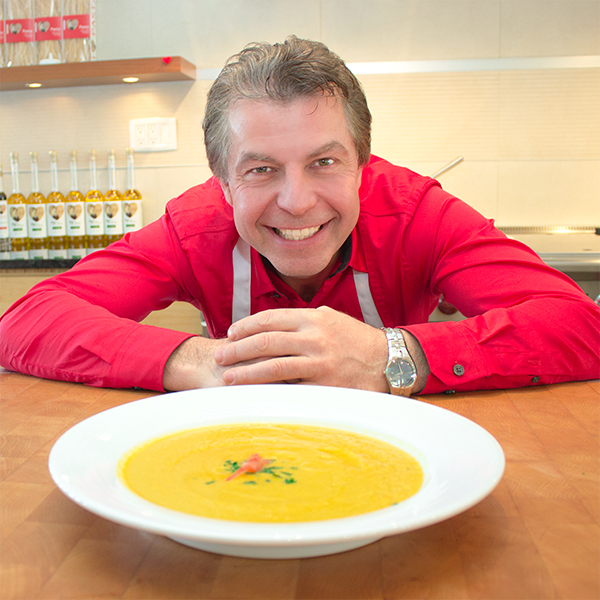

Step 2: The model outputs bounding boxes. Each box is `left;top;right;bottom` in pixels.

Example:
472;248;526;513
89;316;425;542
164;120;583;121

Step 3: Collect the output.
274;225;322;241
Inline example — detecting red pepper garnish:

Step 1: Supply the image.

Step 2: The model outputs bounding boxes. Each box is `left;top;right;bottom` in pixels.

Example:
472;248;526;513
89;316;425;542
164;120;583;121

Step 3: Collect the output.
226;453;273;481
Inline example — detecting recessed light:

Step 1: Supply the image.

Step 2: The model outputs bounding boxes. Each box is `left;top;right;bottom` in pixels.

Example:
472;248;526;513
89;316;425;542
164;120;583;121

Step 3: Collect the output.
123;77;139;83
27;82;42;88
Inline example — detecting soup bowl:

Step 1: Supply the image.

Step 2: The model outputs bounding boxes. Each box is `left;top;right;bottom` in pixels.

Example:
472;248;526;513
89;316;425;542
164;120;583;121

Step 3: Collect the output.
48;384;505;559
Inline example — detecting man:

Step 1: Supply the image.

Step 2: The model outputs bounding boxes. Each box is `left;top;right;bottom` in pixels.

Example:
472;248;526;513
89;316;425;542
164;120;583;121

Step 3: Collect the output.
0;37;598;395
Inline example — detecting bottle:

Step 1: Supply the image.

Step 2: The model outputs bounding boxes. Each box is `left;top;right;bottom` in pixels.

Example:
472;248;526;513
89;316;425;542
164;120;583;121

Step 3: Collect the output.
65;150;87;259
103;149;124;245
46;151;68;259
7;153;29;259
85;150;105;254
0;163;9;259
123;148;143;235
27;152;49;259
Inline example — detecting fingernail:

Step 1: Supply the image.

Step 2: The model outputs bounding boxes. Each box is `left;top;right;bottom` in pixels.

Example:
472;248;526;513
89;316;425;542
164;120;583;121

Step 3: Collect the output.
227;326;236;340
223;370;235;385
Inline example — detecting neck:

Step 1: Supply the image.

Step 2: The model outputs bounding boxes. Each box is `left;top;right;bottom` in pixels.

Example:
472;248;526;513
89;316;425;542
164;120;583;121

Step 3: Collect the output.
266;252;341;303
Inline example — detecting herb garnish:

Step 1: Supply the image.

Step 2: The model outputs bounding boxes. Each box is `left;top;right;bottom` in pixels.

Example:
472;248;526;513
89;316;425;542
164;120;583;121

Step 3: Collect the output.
219;454;298;485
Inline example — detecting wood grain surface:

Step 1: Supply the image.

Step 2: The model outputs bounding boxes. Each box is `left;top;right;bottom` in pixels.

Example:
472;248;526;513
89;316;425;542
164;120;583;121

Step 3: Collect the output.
1;370;598;600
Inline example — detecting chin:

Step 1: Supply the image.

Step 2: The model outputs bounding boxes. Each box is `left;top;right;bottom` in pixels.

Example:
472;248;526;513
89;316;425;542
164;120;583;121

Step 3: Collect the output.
270;259;333;281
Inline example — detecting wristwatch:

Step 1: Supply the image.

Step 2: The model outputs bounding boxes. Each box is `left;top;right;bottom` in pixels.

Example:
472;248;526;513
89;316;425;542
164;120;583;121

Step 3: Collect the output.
382;328;417;396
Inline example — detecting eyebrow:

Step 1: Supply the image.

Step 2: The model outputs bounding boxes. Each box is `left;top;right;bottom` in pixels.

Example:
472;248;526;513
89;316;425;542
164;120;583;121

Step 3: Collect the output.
236;141;350;170
236;152;277;167
307;141;349;159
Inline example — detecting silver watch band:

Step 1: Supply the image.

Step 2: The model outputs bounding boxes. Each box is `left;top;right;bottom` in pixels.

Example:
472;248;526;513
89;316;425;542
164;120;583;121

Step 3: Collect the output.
383;328;417;396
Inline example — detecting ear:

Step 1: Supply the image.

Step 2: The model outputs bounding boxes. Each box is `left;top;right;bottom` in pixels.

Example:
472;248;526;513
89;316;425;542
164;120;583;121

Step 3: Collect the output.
220;180;233;206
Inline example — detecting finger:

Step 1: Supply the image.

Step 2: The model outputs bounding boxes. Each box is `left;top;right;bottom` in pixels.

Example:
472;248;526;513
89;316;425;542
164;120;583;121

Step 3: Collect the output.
218;329;323;367
223;356;316;386
228;309;307;340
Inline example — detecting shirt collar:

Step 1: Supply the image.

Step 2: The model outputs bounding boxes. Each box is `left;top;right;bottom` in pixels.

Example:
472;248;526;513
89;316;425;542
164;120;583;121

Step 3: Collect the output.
251;231;358;301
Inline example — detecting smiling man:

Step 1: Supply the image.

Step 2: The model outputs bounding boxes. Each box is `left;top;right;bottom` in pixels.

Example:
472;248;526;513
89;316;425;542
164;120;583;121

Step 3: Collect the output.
0;36;598;396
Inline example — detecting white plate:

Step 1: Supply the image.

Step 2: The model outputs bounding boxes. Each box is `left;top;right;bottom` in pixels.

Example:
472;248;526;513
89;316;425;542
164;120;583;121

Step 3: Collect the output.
49;385;504;559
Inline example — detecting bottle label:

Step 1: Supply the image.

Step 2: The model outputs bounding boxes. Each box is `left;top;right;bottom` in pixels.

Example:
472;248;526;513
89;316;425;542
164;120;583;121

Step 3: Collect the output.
49;248;69;259
104;200;123;235
8;203;28;238
66;201;86;235
0;200;8;239
123;200;143;232
30;247;49;259
27;204;48;238
10;250;29;260
47;202;67;237
35;16;61;41
6;19;35;43
62;14;90;39
68;247;86;259
85;201;104;235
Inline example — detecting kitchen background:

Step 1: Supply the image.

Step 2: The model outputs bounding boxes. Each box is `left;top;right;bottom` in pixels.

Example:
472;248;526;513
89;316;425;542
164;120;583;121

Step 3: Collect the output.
1;0;599;330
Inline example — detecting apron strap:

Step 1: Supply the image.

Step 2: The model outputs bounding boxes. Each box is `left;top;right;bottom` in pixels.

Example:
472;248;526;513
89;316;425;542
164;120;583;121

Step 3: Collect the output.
353;270;384;328
232;237;251;325
232;239;383;328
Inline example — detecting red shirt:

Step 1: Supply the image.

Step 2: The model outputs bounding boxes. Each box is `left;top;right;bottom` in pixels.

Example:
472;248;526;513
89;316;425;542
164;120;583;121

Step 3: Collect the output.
1;156;598;392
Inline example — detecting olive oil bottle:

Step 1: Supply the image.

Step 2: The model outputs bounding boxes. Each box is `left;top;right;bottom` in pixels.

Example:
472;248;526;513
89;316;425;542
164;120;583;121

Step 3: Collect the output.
65;150;87;259
46;151;68;259
103;149;124;245
123;148;143;234
27;152;49;259
7;153;28;259
85;150;105;254
0;163;9;259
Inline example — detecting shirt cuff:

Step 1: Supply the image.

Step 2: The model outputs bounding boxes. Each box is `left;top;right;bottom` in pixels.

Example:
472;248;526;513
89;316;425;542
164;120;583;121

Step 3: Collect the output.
402;321;491;394
110;324;197;391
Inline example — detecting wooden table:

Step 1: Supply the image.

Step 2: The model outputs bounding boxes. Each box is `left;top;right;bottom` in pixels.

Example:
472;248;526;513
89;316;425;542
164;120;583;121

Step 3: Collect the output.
1;371;598;600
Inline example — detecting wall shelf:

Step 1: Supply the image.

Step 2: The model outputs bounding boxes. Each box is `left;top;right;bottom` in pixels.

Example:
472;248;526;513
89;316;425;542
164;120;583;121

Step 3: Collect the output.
0;259;79;271
0;56;196;91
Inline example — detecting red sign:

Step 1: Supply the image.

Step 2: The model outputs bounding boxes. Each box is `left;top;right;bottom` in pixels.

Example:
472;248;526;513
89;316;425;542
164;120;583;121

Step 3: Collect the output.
35;16;62;41
62;14;90;39
6;19;35;43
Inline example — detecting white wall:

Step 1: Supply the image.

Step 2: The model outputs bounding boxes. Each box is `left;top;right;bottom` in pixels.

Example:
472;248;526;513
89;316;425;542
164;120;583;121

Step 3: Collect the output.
1;0;599;228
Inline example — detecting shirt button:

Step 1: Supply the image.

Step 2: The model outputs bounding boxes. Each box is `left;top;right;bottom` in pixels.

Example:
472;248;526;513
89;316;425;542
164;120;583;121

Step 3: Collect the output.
271;292;281;299
453;364;465;376
531;376;540;383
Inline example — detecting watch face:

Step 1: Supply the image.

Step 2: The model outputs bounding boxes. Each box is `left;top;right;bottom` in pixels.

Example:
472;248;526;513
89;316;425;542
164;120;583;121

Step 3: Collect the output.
385;358;417;389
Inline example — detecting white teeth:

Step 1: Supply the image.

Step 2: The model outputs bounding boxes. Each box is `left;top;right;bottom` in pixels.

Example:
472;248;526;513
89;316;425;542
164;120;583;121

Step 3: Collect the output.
274;226;321;241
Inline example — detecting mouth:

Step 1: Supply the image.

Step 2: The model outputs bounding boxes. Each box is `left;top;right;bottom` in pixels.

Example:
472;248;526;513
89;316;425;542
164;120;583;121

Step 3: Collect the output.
273;225;322;241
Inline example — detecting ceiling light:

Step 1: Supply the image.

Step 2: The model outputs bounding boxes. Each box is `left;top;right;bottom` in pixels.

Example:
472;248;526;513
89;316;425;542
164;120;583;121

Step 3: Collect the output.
123;77;139;83
27;82;42;88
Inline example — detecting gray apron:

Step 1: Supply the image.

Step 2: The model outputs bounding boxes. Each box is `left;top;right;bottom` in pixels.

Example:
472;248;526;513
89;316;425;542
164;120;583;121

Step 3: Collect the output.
231;238;383;328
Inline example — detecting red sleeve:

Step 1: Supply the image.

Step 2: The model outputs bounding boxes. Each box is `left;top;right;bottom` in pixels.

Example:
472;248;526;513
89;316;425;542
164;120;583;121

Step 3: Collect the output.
0;215;199;391
402;187;600;393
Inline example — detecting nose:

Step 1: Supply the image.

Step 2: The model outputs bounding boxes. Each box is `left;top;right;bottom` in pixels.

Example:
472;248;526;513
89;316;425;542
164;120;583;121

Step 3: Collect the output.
276;168;317;216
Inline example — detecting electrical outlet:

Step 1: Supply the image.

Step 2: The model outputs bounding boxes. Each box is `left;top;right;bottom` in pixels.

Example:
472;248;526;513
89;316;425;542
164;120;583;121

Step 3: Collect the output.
129;118;177;152
148;124;160;145
134;124;147;147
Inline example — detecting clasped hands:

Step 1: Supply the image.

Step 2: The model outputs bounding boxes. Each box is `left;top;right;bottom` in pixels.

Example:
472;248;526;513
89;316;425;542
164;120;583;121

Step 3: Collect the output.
163;306;393;393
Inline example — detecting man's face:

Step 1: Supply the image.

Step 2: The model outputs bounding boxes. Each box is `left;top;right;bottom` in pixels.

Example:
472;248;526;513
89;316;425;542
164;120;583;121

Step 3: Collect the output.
221;94;363;291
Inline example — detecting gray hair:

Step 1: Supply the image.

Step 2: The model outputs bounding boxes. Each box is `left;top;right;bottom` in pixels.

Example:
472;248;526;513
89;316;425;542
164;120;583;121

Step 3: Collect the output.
203;36;372;182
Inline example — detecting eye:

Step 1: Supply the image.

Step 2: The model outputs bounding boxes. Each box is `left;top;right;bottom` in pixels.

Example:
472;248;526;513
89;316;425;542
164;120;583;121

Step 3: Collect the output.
314;158;334;167
251;166;272;174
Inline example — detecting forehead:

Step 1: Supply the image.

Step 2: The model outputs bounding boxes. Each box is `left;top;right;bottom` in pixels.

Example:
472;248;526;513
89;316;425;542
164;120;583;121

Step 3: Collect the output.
226;95;354;157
